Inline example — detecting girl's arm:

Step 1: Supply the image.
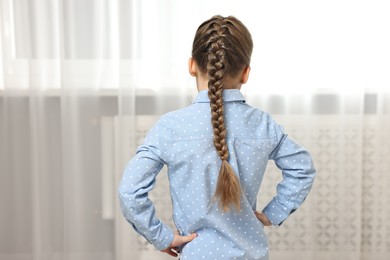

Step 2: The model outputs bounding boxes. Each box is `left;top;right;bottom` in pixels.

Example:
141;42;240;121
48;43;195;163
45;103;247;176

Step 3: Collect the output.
118;117;174;250
118;145;174;250
262;122;316;226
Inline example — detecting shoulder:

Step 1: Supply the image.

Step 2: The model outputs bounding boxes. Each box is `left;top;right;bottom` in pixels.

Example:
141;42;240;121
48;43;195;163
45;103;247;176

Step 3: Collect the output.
242;103;284;138
256;109;284;135
152;105;194;129
243;103;279;125
158;106;191;122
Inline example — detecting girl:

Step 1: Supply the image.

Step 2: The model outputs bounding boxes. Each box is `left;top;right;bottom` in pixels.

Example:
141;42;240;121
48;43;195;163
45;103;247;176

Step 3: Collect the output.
118;15;316;259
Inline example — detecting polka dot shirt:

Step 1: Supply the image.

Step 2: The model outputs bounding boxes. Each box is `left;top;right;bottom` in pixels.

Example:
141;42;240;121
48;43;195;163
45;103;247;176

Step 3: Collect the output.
118;89;316;259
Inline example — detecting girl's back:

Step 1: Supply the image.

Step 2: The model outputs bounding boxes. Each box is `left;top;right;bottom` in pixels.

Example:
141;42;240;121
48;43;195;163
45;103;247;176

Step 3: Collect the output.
165;89;276;259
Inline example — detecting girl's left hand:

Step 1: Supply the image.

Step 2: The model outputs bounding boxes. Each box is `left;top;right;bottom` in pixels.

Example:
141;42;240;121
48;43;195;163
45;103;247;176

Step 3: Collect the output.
161;231;197;257
254;211;272;226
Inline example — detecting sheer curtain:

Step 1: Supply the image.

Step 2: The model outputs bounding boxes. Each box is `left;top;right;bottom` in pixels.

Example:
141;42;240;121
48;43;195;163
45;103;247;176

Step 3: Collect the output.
0;1;389;260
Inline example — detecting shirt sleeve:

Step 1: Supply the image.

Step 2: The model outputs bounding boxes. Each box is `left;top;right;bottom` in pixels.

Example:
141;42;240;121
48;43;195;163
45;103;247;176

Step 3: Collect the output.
262;119;316;226
117;117;174;250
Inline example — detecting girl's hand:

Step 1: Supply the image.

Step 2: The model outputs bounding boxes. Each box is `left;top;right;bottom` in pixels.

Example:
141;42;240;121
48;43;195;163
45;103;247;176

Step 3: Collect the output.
161;231;197;257
254;211;272;226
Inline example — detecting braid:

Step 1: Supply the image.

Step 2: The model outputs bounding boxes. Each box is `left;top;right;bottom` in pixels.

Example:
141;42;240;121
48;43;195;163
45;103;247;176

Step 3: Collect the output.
192;15;253;212
207;19;242;211
207;28;228;160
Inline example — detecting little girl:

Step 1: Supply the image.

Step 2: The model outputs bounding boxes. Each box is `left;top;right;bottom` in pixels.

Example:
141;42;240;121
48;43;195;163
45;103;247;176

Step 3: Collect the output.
118;15;316;259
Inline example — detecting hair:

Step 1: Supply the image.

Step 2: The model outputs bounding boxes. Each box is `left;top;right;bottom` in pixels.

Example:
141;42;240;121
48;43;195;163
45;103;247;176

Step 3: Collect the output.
191;15;253;211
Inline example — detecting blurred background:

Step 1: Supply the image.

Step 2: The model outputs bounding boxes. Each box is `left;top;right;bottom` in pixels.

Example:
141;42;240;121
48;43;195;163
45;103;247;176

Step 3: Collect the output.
0;0;389;260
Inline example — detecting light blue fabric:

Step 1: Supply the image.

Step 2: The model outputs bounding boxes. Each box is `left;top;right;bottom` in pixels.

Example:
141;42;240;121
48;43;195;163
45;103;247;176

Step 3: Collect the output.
118;89;316;259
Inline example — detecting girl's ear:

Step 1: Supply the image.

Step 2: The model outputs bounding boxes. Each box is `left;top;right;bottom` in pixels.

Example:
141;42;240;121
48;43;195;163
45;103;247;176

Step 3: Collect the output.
188;57;197;77
240;66;251;84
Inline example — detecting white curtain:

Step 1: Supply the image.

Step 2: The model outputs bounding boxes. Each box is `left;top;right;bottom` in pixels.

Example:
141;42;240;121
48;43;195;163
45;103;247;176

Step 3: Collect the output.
1;1;389;260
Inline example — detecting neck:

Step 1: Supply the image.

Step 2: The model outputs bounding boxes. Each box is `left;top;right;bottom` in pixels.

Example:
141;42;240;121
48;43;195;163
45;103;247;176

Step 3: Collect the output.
196;76;242;92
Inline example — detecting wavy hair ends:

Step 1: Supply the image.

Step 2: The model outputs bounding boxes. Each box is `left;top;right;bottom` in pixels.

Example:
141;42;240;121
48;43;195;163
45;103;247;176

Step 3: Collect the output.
214;160;242;212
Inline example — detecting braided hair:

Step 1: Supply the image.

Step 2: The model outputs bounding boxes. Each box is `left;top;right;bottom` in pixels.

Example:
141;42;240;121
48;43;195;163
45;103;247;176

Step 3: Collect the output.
191;15;253;211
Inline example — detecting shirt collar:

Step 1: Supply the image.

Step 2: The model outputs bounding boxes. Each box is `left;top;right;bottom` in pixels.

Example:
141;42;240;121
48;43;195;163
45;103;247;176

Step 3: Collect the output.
193;89;246;103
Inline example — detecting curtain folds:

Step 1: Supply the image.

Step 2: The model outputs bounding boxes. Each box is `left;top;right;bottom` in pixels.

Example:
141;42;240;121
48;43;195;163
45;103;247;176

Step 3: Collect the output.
1;1;389;260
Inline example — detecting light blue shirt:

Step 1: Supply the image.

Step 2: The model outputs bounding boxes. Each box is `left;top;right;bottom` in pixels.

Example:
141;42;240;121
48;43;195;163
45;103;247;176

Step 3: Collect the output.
118;89;316;259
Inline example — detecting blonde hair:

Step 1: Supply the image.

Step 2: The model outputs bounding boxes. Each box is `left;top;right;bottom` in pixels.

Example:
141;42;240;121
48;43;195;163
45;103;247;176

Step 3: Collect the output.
191;15;253;211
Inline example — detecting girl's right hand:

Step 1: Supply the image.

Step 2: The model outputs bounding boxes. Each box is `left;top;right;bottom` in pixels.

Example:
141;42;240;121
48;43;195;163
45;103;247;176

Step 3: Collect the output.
161;231;197;257
254;211;272;226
